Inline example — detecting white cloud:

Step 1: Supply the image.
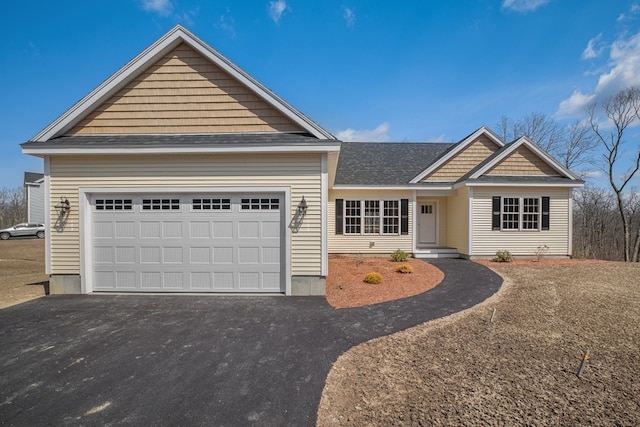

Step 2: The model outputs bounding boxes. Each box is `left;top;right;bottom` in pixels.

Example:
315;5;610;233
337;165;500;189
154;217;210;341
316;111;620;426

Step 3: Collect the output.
342;6;355;27
558;31;640;117
336;123;391;142
215;11;236;38
580;170;602;179
582;33;604;60
269;0;288;24
501;0;550;13
140;0;173;16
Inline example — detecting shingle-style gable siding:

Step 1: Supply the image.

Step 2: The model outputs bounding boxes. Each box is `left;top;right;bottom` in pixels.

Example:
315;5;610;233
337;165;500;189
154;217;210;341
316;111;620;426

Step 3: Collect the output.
69;43;304;135
486;145;560;176
424;136;500;182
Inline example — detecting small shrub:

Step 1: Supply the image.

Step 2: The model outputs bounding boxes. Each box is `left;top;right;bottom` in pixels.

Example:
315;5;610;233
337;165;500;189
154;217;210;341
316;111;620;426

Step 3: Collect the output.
535;244;549;262
493;250;513;263
363;272;383;284
390;249;409;262
396;263;414;274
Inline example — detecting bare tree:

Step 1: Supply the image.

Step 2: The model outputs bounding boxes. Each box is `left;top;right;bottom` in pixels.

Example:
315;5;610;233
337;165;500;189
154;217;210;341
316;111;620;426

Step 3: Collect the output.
0;187;27;229
588;87;640;262
497;113;596;170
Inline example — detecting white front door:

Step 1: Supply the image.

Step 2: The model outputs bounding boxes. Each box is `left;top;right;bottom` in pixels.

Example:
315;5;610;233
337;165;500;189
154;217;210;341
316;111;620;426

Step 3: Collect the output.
418;203;437;245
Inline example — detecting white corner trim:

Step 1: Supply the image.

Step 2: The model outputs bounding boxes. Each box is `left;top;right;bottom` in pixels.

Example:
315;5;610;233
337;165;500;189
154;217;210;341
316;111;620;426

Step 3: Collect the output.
409;126;505;184
44;157;51;275
568;189;574;257
467;187;474;256
321;154;328;277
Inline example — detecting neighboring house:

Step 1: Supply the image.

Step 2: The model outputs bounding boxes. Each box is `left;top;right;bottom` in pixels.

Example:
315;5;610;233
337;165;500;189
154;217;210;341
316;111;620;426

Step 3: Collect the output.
21;25;583;296
24;172;45;224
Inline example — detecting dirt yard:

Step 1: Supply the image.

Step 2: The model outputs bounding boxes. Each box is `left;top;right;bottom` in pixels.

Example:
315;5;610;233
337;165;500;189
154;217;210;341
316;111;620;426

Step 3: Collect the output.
326;255;444;308
0;239;48;309
318;260;640;426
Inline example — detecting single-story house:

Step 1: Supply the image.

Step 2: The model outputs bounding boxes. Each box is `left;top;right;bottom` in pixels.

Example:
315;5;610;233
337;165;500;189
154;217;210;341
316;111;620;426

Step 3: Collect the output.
24;172;45;224
21;25;584;296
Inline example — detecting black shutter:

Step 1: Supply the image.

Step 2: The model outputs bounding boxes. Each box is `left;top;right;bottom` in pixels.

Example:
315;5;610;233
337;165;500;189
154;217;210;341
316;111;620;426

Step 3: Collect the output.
492;196;501;230
541;196;550;230
335;199;344;234
401;199;409;235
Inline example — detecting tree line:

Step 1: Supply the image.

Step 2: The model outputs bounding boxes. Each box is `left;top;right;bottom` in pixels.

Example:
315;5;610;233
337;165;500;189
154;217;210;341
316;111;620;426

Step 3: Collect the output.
0;187;27;229
501;86;640;262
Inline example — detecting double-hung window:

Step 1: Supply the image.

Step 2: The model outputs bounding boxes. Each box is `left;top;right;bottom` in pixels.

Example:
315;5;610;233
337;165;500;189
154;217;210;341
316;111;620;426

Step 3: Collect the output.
343;200;399;235
492;196;549;231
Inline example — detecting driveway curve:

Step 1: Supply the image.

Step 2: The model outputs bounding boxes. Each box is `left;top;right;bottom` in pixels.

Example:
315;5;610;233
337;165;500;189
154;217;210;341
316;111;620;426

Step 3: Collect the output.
0;259;501;426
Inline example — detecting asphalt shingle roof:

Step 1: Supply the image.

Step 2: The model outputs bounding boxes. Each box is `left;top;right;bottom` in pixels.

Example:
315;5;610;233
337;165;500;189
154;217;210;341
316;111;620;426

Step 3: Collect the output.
21;133;336;149
334;141;455;186
24;172;44;184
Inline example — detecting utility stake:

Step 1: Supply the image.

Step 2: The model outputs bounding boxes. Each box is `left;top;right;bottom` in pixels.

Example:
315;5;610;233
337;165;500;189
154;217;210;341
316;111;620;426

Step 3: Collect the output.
490;308;497;323
577;349;590;378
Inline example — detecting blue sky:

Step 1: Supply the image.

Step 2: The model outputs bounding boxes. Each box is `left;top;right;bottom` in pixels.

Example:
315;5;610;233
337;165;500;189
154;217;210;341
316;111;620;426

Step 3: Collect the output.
1;0;639;188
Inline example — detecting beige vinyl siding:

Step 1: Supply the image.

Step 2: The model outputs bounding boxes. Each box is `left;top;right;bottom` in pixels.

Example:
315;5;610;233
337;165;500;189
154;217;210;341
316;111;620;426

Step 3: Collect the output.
416;197;448;246
487;146;559;176
471;187;571;256
425;136;499;181
69;43;304;135
328;190;413;254
445;187;469;255
48;153;322;276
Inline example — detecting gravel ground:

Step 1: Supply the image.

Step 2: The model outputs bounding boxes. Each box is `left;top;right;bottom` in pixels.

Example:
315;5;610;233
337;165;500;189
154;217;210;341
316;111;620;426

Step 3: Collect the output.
318;261;640;426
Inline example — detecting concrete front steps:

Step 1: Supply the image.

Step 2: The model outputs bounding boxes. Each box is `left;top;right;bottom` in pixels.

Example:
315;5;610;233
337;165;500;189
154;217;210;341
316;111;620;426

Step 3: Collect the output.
413;247;460;259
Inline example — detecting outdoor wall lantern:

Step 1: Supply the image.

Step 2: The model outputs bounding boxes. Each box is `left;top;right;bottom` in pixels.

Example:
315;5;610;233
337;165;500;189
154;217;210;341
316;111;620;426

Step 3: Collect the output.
297;196;308;216
55;197;71;217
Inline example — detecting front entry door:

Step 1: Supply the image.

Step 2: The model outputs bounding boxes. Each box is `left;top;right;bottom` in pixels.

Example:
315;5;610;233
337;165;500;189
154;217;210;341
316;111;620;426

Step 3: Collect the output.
418;203;437;245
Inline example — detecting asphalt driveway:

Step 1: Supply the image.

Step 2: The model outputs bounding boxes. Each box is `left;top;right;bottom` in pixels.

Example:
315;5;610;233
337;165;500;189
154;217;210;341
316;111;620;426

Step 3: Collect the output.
0;259;501;426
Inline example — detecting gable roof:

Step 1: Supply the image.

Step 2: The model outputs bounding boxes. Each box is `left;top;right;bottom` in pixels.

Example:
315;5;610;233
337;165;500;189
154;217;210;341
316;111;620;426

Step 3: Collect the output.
333;130;584;189
31;25;335;142
409;126;504;183
334;141;454;186
24;172;44;185
461;136;581;182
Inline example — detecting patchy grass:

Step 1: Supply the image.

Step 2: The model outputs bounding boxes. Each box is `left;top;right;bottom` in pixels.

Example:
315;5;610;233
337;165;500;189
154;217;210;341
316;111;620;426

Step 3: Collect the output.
0;239;47;309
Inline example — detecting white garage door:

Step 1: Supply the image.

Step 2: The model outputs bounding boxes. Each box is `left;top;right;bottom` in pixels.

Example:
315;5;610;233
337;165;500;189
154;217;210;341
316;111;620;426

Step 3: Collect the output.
90;193;284;293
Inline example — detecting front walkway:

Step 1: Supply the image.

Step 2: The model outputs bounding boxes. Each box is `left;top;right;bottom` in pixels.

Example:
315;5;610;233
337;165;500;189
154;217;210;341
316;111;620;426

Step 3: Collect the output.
0;259;501;426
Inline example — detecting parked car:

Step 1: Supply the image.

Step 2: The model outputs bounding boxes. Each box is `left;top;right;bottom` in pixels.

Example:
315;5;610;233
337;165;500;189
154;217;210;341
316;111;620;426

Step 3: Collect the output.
0;223;45;240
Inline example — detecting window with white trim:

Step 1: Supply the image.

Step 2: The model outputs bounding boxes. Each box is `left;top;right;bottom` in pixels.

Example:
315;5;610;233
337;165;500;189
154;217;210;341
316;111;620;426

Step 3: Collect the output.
95;199;133;211
142;198;180;211
493;196;547;231
193;198;231;211
241;198;279;210
344;200;400;235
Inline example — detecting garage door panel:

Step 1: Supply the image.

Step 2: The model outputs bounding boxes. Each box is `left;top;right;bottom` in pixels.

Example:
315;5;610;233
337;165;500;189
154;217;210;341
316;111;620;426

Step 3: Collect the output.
140;247;161;264
213;247;234;263
162;222;182;238
91;193;283;293
190;247;211;264
163;247;184;263
238;221;259;238
190;222;211;238
140;222;161;238
115;247;135;264
115;222;135;238
94;222;114;238
212;221;233;238
94;246;114;264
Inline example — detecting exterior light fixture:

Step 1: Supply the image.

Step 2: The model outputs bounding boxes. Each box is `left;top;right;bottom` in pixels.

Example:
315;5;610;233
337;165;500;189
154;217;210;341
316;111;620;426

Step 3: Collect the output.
55;197;70;217
297;196;308;215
